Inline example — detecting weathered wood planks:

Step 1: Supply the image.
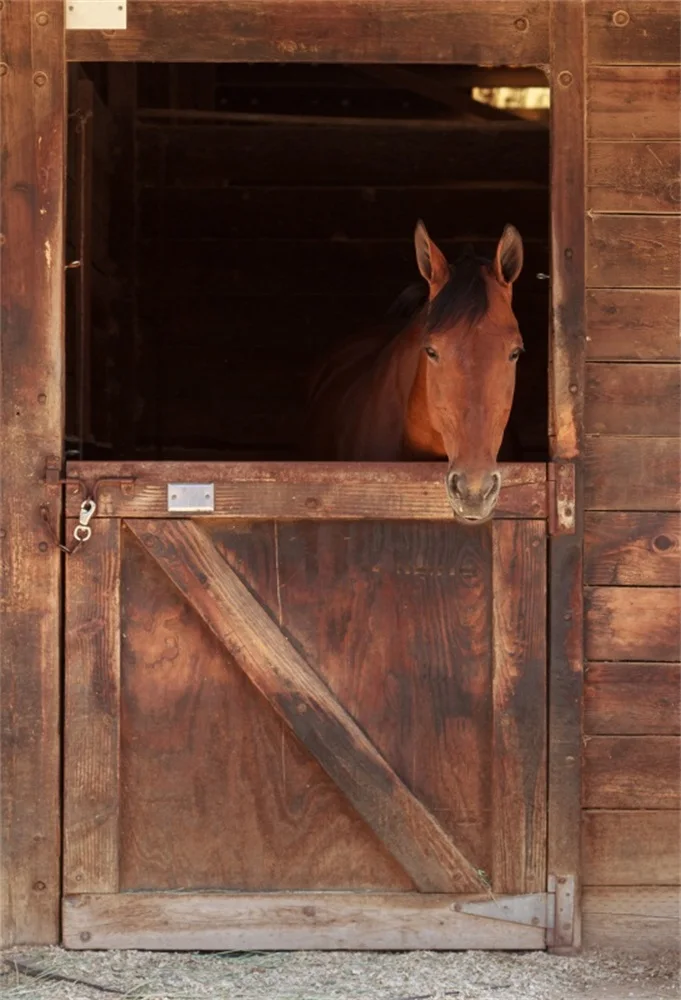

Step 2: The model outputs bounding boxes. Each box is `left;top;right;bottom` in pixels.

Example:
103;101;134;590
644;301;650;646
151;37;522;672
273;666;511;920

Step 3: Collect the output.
0;0;65;947
585;662;680;736
66;1;550;64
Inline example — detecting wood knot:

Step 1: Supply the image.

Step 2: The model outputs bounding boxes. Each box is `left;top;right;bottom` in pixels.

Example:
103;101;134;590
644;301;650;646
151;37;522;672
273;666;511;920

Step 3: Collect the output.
653;534;674;552
612;9;630;27
302;906;316;917
305;497;320;510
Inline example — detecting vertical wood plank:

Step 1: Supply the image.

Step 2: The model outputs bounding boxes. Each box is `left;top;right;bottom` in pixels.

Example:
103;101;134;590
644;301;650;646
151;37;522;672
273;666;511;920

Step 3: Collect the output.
548;0;586;953
107;65;138;455
492;520;547;895
64;518;121;893
0;0;65;946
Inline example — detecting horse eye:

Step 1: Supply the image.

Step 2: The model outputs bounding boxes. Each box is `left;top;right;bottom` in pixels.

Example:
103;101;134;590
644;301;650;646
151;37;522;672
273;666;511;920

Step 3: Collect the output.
425;346;439;361
509;347;523;362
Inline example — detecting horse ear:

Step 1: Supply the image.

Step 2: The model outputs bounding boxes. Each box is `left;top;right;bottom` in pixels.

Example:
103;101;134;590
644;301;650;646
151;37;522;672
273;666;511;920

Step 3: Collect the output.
414;220;449;300
494;225;524;286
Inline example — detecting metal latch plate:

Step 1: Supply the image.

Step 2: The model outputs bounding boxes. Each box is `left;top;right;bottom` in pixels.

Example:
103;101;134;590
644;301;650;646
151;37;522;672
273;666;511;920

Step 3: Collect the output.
167;484;215;514
66;0;127;31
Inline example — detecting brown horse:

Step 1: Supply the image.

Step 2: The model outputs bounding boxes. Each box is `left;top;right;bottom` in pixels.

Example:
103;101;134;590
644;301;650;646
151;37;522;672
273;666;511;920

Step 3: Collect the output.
304;221;525;523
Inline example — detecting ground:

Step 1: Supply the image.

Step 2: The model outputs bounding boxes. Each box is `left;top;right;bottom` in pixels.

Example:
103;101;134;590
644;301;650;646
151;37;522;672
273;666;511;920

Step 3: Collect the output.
0;948;678;1000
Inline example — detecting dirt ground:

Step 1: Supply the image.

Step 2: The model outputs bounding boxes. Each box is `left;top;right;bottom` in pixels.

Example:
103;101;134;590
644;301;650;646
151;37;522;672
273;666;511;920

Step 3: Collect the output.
0;947;678;1000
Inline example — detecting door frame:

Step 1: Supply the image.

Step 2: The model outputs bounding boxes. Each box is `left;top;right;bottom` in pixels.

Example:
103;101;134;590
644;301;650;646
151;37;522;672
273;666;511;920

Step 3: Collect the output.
0;0;585;951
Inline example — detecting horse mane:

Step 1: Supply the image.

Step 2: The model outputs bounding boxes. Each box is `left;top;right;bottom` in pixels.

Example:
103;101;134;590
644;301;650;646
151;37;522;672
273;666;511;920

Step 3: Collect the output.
425;246;491;332
307;247;492;411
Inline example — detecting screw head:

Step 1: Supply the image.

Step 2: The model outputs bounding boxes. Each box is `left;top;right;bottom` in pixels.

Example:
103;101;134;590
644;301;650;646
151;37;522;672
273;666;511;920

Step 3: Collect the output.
33;880;46;891
80;931;91;943
612;9;630;26
558;70;573;88
38;542;48;552
36;11;49;25
33;71;47;88
514;16;529;32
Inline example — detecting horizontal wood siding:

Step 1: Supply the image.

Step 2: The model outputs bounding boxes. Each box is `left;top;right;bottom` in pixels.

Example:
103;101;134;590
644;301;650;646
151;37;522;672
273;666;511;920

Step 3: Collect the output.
585;289;680;361
583;810;680;885
582;886;680;953
588;66;680;139
585;662;680;735
584;32;680;949
587;1;681;65
583;736;680;809
66;1;551;64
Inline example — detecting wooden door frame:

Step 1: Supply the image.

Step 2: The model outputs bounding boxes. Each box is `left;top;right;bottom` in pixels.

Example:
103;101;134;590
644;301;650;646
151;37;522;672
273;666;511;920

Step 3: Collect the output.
0;0;585;950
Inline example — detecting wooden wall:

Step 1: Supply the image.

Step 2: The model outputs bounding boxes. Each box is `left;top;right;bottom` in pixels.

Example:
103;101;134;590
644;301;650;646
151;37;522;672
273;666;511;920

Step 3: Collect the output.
581;0;680;953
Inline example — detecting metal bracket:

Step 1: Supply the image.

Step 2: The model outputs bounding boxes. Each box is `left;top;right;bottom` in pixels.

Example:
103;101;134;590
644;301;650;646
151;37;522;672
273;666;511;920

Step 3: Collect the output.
546;873;577;949
455;893;550;929
168;484;215;514
65;0;127;31
548;462;576;535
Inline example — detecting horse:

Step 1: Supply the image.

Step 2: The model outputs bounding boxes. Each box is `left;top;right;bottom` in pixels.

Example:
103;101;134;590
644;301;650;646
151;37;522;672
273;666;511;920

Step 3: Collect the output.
303;221;525;524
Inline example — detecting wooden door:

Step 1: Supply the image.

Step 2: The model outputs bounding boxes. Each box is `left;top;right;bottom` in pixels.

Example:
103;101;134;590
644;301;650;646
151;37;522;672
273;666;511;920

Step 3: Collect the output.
63;461;551;949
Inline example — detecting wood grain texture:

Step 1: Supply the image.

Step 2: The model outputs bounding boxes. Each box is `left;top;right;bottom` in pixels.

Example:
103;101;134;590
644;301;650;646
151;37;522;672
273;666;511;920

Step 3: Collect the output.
586;587;681;661
546;4;586;956
119;522;409;892
584;437;681;511
127;518;486;893
0;0;64;946
549;0;586;462
587;1;681;65
587;141;681;214
585;512;681;586
64;462;548;521
66;1;550;64
138;123;550;188
492;521;547;894
64;519;120;893
584;736;680;808
586;289;681;361
583;810;680;885
585;662;680;735
587;215;681;287
582;886;680;953
62;891;545;951
268;521;495;881
585;364;681;436
588;66;681;139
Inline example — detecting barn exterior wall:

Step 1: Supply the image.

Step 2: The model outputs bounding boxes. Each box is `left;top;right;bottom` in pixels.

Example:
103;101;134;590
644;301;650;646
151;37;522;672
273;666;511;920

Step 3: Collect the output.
1;0;679;952
581;0;680;953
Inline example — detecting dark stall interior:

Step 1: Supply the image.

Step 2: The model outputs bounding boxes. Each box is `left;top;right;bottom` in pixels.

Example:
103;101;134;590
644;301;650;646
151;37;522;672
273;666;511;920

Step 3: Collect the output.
65;62;550;462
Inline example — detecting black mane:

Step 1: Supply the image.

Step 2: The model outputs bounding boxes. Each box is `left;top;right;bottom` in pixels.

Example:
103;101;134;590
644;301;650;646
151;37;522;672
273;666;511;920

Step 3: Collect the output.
387;246;491;333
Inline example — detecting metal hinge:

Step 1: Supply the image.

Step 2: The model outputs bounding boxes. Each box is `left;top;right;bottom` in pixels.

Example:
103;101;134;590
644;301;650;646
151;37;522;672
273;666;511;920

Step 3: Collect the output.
65;0;127;31
546;873;578;950
455;893;551;929
548;462;576;535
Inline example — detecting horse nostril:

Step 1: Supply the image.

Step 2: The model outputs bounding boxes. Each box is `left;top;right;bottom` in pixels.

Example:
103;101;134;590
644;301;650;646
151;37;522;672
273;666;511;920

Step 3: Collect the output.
484;472;501;500
447;472;464;497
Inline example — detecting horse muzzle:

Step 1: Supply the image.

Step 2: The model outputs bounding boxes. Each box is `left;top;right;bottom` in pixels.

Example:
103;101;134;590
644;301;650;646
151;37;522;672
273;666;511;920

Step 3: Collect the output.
445;468;501;523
